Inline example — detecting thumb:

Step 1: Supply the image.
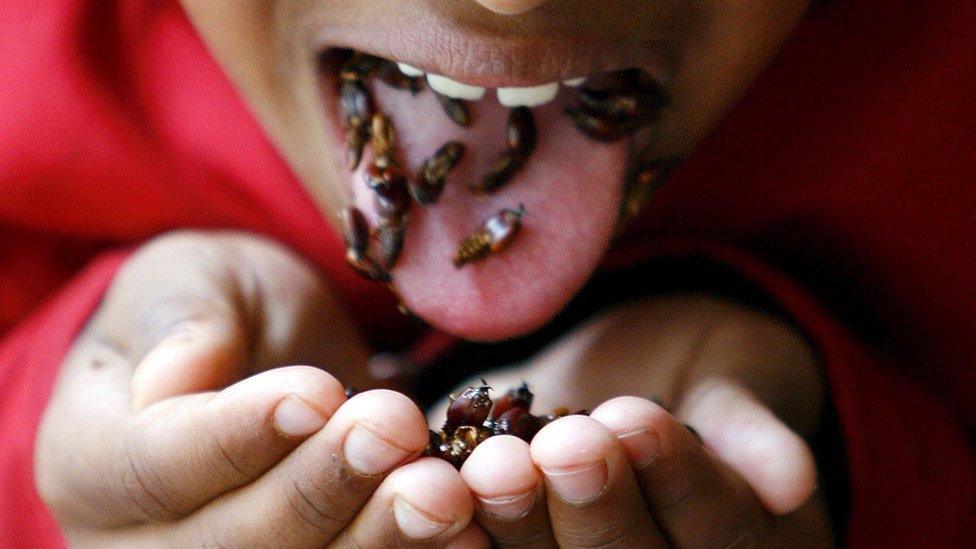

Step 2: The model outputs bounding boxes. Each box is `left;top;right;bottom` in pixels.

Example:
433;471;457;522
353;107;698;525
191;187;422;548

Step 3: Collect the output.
130;302;248;409
678;378;819;515
88;232;369;410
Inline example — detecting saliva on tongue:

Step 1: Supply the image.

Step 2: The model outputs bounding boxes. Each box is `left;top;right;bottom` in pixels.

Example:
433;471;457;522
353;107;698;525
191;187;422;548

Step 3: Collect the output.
339;54;662;340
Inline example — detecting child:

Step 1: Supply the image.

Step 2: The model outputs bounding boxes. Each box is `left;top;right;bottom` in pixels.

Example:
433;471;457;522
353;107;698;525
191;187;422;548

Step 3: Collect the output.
2;0;973;546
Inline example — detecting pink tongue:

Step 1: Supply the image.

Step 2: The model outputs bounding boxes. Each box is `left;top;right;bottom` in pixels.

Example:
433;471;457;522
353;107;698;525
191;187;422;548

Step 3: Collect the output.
353;84;628;341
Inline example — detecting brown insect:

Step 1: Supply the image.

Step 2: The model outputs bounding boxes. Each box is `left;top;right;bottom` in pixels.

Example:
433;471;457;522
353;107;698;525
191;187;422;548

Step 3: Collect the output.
477;150;525;194
564;106;637;143
376;61;425;95
453;206;525;268
366;163;410;217
506;106;537;156
339;51;381;82
340;207;391;282
491;408;541;441
435;92;471;127
360;112;411;268
565;68;667;142
370;113;397;169
489;382;534;420
444;384;494;433
474;108;535;193
413;141;465;204
374;221;405;269
339;80;374;170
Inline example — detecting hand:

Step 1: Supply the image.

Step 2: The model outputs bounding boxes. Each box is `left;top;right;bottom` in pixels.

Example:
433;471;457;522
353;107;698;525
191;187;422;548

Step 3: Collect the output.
445;295;834;547
35;232;487;547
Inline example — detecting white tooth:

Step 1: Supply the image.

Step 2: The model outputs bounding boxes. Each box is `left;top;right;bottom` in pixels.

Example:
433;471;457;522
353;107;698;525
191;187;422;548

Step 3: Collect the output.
426;74;486;100
496;83;560;107
397;62;425;77
562;77;586;87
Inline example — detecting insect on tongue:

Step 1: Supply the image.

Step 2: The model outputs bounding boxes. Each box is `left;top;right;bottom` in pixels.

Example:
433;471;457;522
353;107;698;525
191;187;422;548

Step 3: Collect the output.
413;141;465;205
475;107;537;193
565;68;668;142
453;206;526;268
340;207;391;282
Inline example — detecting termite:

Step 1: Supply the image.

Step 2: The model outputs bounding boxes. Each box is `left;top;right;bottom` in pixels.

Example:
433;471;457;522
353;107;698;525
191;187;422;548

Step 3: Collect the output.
367;164;411;222
444;384;493;433
506;107;536;156
491;408;541;442
375;221;405;269
489;382;534;420
413;141;465;204
339;80;374;170
474;108;535;193
339;51;381;82
435;92;471;127
564;106;636;142
370;113;397;169
376;61;425;95
340;207;391;282
565;68;667;142
453;206;525;268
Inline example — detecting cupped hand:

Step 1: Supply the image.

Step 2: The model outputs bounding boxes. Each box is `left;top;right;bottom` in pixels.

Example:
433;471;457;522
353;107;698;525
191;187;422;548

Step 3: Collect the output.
35;232;488;547
450;295;835;547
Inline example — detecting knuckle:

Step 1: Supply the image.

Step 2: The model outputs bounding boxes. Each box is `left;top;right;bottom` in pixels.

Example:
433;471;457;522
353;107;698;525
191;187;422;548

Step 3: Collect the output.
115;430;182;521
205;426;253;483
557;516;636;548
284;470;359;535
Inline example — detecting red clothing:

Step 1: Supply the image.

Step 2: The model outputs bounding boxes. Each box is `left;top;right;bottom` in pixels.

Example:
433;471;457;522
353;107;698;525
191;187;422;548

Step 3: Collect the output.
1;0;973;546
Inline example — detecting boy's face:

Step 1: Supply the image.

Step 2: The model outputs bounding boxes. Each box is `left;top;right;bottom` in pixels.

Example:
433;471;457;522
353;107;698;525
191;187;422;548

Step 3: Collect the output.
180;0;810;340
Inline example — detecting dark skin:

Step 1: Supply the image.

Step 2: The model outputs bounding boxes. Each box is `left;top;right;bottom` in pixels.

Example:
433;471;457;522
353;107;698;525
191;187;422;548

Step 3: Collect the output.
35;1;834;546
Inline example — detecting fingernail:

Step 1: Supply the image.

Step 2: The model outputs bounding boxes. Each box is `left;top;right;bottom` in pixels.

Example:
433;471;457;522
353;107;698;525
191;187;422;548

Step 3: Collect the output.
343;424;410;475
617;428;661;469
477;489;536;521
131;339;196;410
273;395;326;438
542;462;608;505
393;496;452;540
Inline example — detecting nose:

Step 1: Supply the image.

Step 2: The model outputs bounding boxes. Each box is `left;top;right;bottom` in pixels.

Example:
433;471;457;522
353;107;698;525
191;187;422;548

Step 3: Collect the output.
472;0;554;15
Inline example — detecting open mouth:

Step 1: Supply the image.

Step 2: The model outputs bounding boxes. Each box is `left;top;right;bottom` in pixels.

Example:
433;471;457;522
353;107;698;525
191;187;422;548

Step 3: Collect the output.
318;47;667;341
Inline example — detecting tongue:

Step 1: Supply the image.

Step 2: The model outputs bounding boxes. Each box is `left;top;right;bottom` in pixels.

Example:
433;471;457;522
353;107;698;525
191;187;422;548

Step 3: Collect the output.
352;84;628;341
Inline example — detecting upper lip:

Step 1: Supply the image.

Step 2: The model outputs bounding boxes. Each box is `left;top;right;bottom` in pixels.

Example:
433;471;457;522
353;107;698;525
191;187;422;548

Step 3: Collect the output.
314;13;666;88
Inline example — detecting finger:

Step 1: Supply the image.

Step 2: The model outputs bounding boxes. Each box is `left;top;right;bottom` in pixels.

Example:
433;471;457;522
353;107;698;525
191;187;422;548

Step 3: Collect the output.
333;458;475;547
678;378;818;515
530;416;668;548
460;435;556;548
590;396;774;547
42;366;345;526
129;301;248;409
182;390;430;548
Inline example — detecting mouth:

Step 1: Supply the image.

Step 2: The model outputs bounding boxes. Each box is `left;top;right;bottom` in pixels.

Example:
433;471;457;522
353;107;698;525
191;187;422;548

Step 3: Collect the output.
317;38;667;341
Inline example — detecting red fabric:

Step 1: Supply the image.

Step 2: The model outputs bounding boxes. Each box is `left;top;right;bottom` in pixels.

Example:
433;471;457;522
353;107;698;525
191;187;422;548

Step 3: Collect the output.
0;0;973;547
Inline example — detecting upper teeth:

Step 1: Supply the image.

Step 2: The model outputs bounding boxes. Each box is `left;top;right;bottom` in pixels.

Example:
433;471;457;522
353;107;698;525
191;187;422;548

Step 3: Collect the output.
397;63;425;77
426;74;487;101
497;83;560;107
400;64;586;107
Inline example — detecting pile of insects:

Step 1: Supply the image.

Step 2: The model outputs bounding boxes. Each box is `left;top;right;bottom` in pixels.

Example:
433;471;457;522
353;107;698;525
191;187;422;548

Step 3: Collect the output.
425;382;587;469
334;49;666;285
